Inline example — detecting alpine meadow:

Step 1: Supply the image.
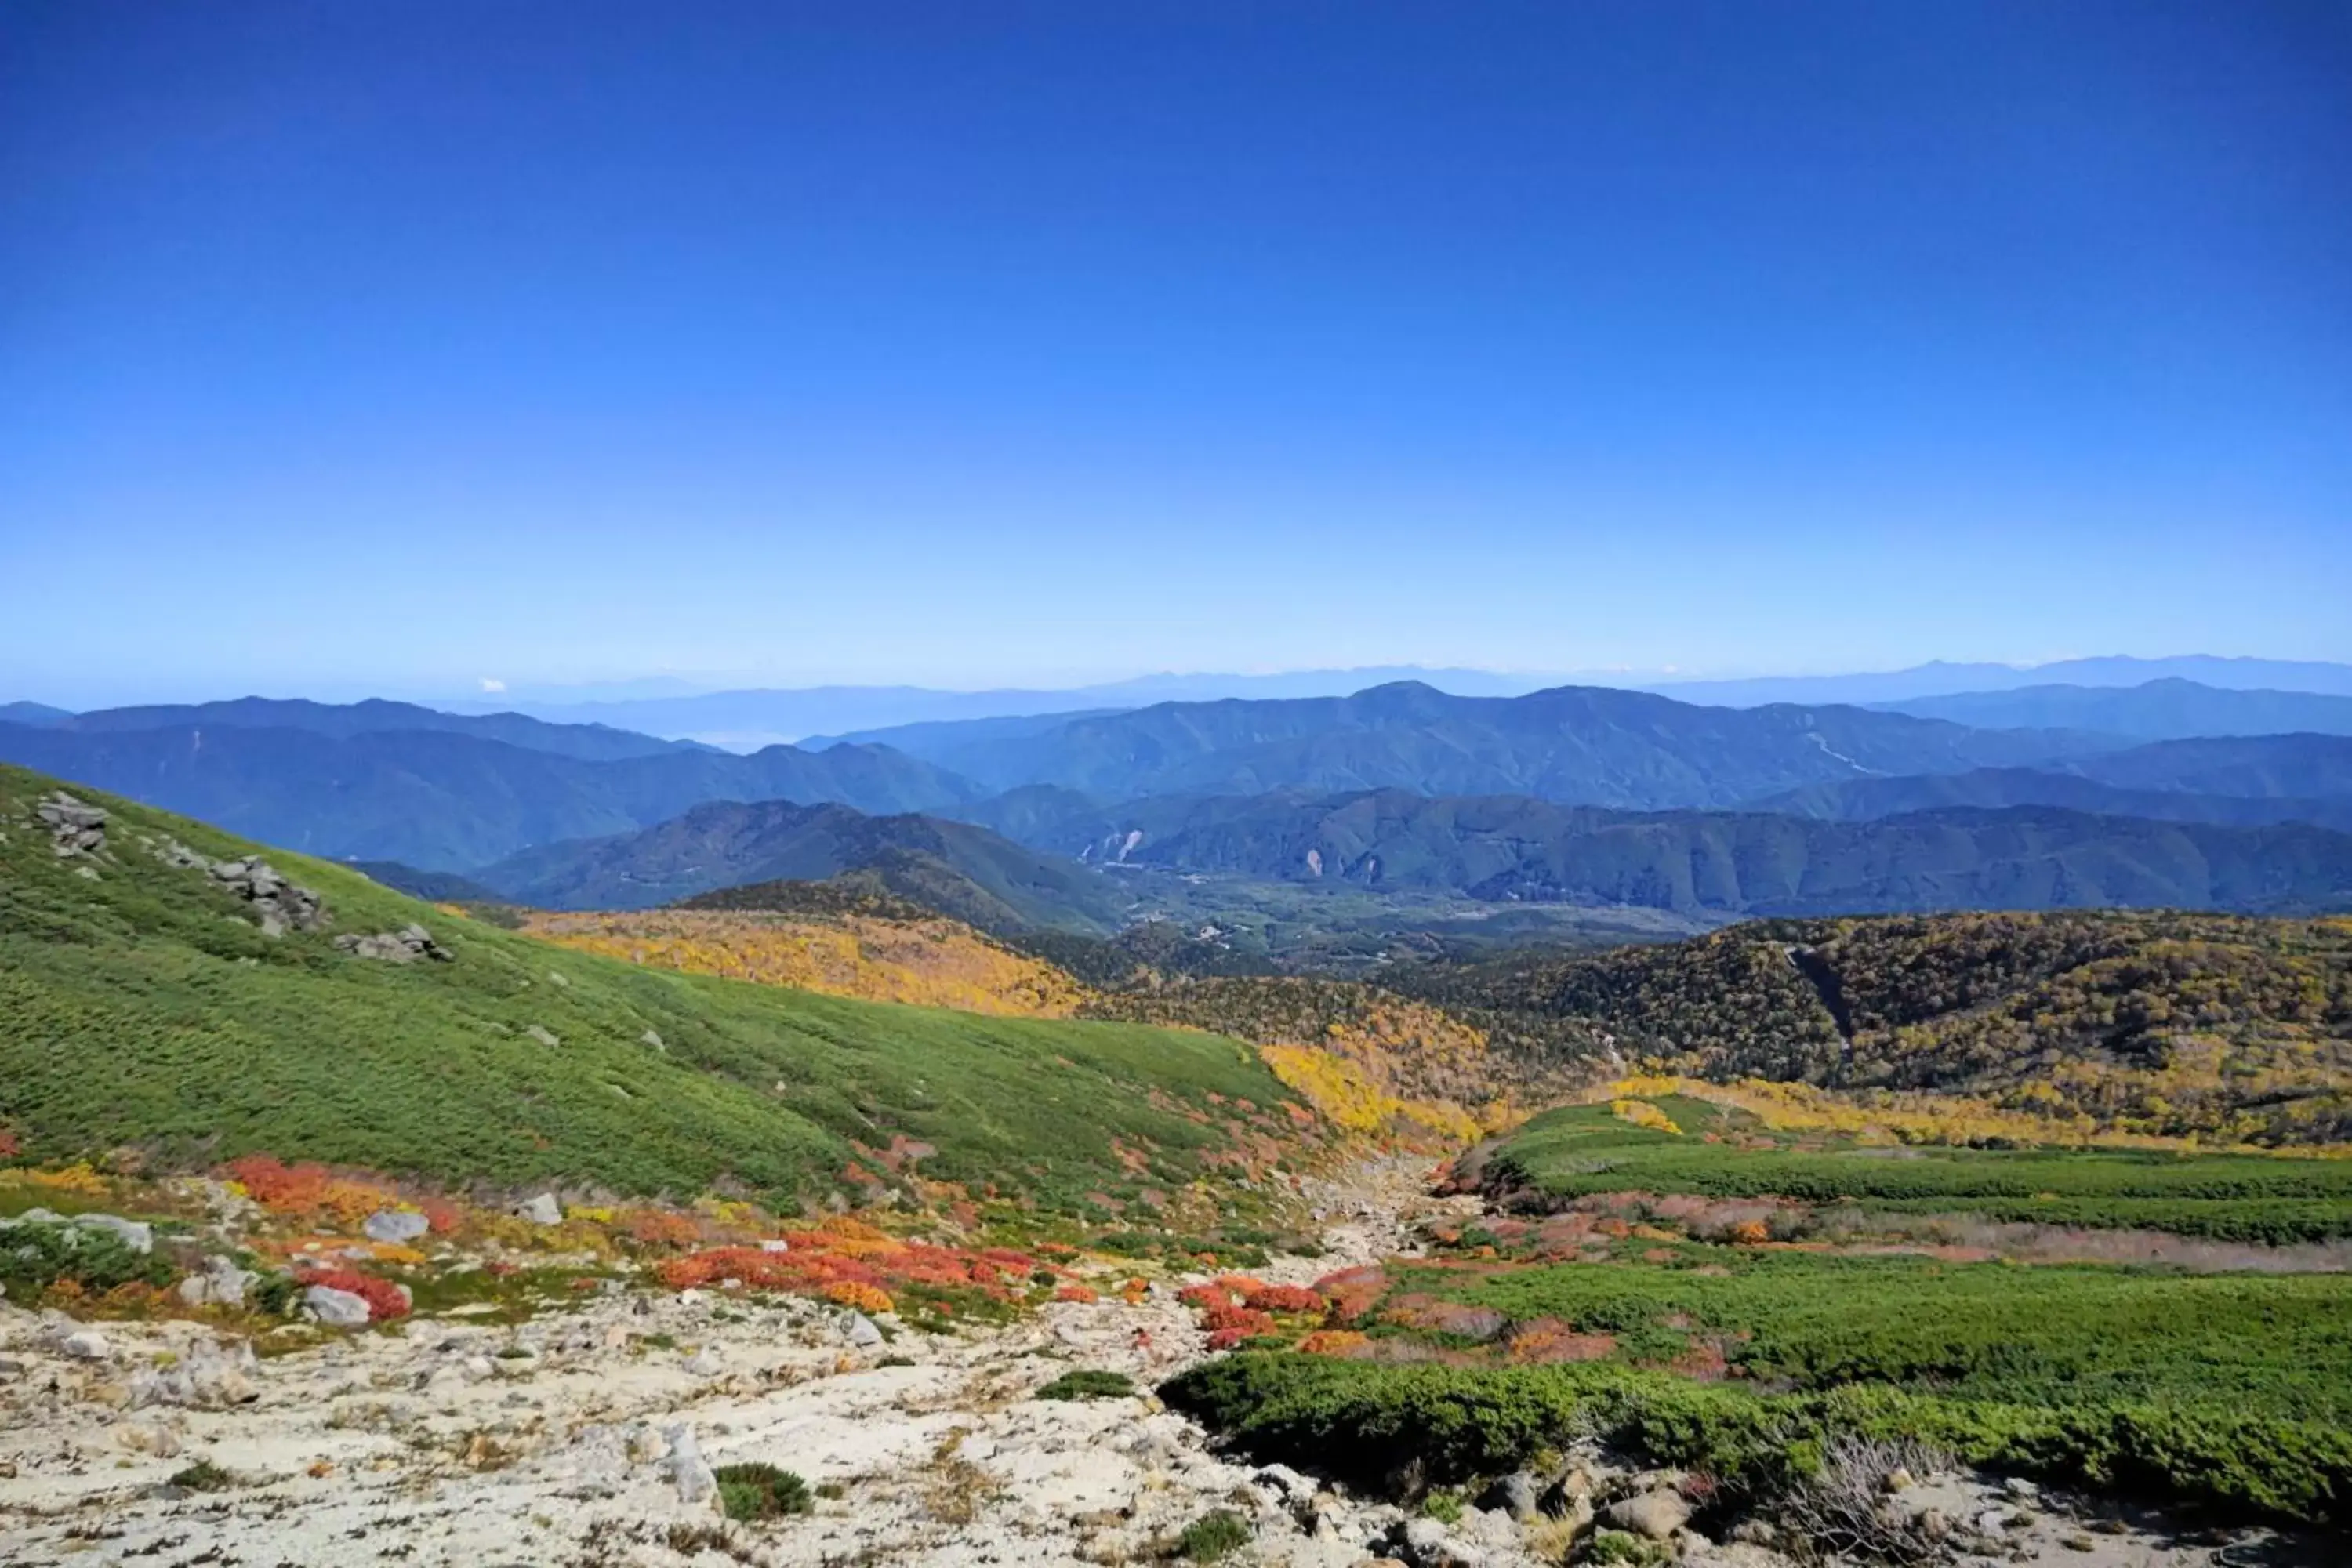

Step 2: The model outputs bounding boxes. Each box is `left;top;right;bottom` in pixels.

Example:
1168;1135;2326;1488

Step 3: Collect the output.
4;5;2349;1566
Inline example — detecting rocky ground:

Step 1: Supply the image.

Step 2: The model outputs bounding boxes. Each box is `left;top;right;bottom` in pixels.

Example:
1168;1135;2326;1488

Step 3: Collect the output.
0;1159;2327;1567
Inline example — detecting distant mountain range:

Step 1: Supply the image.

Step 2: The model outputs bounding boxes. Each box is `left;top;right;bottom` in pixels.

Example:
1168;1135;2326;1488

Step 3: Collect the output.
1875;679;2352;739
1640;655;2352;707
470;797;1130;931
873;681;2118;804
472;666;1548;748
0;721;971;869
13;696;706;762
456;786;2352;921
8;682;2352;928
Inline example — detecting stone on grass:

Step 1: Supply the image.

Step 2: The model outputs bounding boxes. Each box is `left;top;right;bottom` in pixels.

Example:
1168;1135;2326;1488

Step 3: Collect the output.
516;1193;563;1225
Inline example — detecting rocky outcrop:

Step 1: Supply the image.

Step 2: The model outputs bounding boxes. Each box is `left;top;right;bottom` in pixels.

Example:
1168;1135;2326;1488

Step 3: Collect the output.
335;924;452;963
209;856;325;937
34;792;106;856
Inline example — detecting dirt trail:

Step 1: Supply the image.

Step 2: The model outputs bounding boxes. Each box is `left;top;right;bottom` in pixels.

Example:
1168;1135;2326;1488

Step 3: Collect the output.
0;1157;2321;1567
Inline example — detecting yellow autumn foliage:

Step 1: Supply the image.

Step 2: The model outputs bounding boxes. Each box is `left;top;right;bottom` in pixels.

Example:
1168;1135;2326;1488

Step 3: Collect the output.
1610;1098;1682;1134
524;909;1087;1018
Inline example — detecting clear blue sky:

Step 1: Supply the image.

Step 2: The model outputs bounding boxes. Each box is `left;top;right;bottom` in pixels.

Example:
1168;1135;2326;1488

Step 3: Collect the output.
3;2;2347;706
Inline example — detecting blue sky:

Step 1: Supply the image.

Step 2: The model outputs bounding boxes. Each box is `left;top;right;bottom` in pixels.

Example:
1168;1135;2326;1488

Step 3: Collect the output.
3;2;2347;706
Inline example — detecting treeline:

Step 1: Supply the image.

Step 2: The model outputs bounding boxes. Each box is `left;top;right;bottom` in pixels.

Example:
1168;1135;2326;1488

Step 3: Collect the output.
1385;912;2352;1145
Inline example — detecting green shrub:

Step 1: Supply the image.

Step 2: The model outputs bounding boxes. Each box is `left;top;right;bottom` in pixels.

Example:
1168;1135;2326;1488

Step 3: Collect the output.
713;1461;811;1521
0;1219;172;1298
1586;1529;1670;1564
1175;1508;1251;1561
1036;1369;1136;1401
1421;1488;1465;1524
169;1459;238;1493
1161;1352;2352;1528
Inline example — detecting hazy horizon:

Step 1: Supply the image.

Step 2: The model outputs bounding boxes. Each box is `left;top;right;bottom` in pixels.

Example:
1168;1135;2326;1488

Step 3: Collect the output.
5;3;2348;705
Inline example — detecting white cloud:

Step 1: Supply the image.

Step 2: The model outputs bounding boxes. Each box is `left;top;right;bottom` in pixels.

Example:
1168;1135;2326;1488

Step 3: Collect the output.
478;677;507;694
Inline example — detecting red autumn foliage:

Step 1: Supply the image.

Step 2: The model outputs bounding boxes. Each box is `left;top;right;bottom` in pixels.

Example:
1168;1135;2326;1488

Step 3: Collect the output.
297;1266;409;1321
654;1230;1042;1308
0;1131;18;1159
1054;1284;1099;1304
1505;1316;1618;1364
1177;1283;1236;1310
1242;1284;1323;1315
1312;1265;1388;1323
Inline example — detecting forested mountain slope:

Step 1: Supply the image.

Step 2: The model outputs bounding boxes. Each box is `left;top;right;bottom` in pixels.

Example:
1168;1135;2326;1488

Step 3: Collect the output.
474;798;1131;928
970;788;2352;916
41;695;701;760
918;681;2117;805
0;722;975;869
1392;910;2352;1143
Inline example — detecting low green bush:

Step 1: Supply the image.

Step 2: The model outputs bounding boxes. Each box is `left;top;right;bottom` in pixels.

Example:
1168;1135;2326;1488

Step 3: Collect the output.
1175;1508;1251;1561
1036;1369;1136;1401
0;1220;172;1298
1162;1353;2352;1527
713;1461;811;1521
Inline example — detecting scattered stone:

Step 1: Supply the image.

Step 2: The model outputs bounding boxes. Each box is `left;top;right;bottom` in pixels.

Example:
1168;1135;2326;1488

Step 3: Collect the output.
1606;1487;1691;1541
209;856;325;935
684;1347;724;1377
58;1328;112;1361
305;1285;374;1328
1884;1465;1917;1493
525;1025;561;1048
516;1193;563;1226
336;924;452;963
129;1338;259;1408
662;1423;717;1508
362;1209;431;1243
35;791;106;856
641;1029;666;1051
843;1311;885;1348
760;1238;791;1254
1487;1470;1541;1521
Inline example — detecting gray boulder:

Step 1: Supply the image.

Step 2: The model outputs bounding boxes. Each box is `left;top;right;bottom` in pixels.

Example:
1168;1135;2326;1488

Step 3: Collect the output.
662;1423;717;1508
305;1284;374;1327
516;1192;563;1225
209;856;325;935
35;792;107;856
1606;1488;1691;1541
336;924;452;964
843;1310;885;1348
362;1209;430;1243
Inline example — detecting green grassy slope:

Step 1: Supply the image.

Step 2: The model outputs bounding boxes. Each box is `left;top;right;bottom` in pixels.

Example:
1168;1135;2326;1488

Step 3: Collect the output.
1477;1099;2352;1242
0;764;1302;1210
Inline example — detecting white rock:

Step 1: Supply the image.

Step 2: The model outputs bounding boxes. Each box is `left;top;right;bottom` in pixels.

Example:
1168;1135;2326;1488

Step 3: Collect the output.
662;1423;717;1508
60;1329;111;1361
72;1213;155;1254
760;1239;791;1254
305;1285;374;1328
684;1347;724;1377
516;1193;563;1225
844;1311;885;1348
362;1210;430;1243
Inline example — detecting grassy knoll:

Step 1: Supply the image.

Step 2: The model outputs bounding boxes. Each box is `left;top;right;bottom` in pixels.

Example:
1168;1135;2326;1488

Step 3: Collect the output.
0;764;1305;1213
1477;1097;2352;1243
